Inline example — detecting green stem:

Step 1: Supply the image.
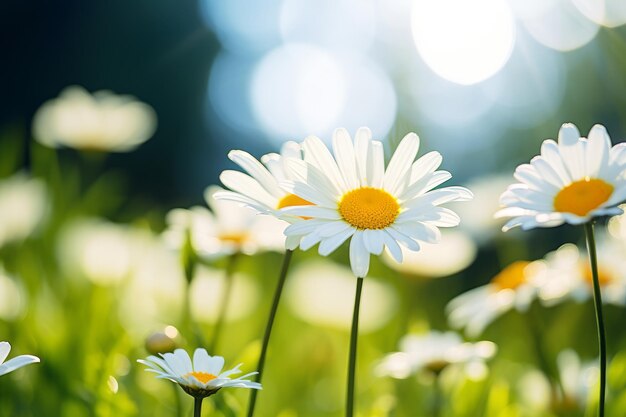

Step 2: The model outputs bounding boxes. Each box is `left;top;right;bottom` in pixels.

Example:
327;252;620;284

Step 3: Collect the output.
584;222;606;417
432;373;442;417
346;277;364;417
209;254;239;353
246;249;294;417
194;397;203;417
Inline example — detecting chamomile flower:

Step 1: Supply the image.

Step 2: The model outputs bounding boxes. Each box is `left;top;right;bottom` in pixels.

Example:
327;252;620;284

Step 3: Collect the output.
138;348;261;398
447;261;540;337
281;128;472;277
217;141;313;250
375;331;496;379
0;342;40;377
163;186;286;258
497;123;626;231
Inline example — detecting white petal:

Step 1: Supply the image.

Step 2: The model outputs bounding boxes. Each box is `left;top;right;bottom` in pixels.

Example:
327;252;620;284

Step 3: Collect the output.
192;349;210;372
362;229;385;255
229;150;284;197
333;128;359;189
410;151;442;182
0;342;9;364
349;231;370;277
557;123;585;180
369;141;385;188
300;232;323;251
205;355;225;375
281;206;341;220
586;124;611;178
381;231;403;263
383;133;420;195
0;355;40;376
318;227;355;256
354;127;372;185
220;170;277;209
303;135;348;192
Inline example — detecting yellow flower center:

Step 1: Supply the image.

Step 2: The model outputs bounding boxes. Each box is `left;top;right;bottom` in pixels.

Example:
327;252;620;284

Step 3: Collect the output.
185;371;217;384
491;261;531;290
338;187;400;230
218;233;247;245
553;178;614;216
276;193;314;209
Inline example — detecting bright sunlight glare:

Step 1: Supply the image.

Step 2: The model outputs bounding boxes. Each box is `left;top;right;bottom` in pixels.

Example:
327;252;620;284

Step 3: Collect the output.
411;0;516;85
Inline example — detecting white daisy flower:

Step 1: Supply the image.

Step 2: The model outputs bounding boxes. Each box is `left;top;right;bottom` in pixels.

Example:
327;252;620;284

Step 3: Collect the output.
447;261;540;337
497;123;626;231
280;127;472;277
216;141;314;250
533;240;626;307
32;86;157;152
138;348;261;398
0;174;47;249
163;185;287;258
0;342;40;377
375;331;496;379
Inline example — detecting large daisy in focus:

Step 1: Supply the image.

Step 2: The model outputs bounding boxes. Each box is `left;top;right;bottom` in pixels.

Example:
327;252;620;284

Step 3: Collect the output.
447;261;539;337
497;123;626;231
164;186;286;258
216;141;314;250
281;128;472;277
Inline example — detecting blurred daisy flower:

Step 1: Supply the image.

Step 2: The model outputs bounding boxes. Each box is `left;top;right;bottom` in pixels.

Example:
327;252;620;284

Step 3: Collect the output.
164;186;286;259
57;218;136;285
282;127;472;277
0;174;47;248
533;240;626;307
447;261;539;337
33;86;157;152
381;230;476;278
497;123;626;231
375;331;496;379
553;349;599;413
138;348;261;398
285;261;397;333
216;141;312;250
0;342;40;377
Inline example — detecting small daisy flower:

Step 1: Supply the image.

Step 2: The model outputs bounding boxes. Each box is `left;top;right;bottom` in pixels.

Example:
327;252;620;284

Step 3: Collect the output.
534;241;626;307
33;86;157;152
375;331;496;379
281;127;472;277
497;123;626;231
216;141;314;250
447;261;539;337
163;186;287;258
138;348;261;399
0;174;48;249
0;342;40;377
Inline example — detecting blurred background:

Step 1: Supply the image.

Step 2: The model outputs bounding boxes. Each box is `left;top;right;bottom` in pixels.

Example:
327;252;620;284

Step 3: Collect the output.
2;0;626;416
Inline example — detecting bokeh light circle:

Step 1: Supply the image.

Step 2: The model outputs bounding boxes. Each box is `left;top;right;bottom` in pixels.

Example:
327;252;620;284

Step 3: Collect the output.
411;0;516;85
250;43;347;140
199;0;284;53
280;0;376;53
521;0;599;51
571;0;626;28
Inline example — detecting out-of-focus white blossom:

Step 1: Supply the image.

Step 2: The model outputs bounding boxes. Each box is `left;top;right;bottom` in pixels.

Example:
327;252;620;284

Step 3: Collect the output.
447;261;540;336
163;185;286;259
189;266;259;323
0;174;47;248
0;267;25;321
33;86;156;152
376;331;496;379
57;218;136;285
285;261;397;332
